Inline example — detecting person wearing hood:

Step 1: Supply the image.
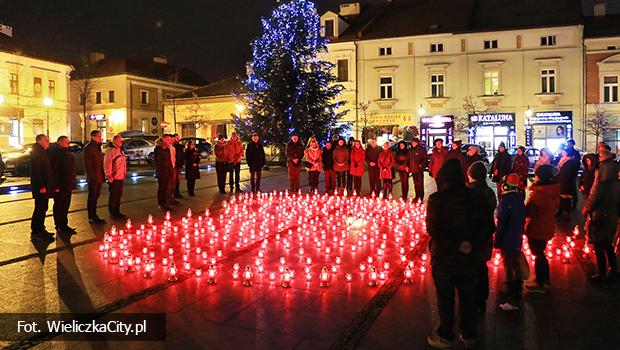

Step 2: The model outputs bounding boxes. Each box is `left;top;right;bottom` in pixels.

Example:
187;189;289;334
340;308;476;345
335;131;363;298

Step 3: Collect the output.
286;134;305;193
524;164;560;293
304;136;323;193
467;161;497;313
489;142;512;198
395;141;409;199
30;134;55;241
447;140;467;175
512;146;530;196
429;138;449;187
556;148;579;220
582;150;619;283
349;140;365;195
494;173;526;301
426;159;488;349
333;138;350;194
322;141;336;194
245;133;266;194
378;141;395;198
407;138;428;202
365;138;382;196
578;153;598;202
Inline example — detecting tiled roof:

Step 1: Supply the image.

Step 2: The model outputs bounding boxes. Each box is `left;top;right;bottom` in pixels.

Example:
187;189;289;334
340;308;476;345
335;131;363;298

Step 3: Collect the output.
175;76;242;99
583;14;620;38
0;35;72;66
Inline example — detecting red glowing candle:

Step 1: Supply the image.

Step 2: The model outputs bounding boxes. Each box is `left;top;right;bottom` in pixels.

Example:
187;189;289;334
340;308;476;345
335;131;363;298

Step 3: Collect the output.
207;265;217;284
345;273;352;282
368;267;378;287
282;268;292;288
243;266;253;286
195;267;203;277
109;247;119;264
168;263;178;282
319;267;330;287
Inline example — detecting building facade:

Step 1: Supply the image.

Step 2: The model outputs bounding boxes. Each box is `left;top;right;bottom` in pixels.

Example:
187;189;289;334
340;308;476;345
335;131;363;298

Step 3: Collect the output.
69;54;206;142
0;44;72;148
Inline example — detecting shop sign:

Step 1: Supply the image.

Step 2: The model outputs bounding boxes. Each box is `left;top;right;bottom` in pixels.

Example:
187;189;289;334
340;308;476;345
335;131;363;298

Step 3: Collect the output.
469;113;515;125
530;111;572;124
89;114;106;121
369;113;414;126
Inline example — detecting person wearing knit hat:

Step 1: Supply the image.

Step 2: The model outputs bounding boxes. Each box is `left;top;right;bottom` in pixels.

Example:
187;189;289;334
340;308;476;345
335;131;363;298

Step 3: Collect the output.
490;142;512;198
495;172;526;303
467;161;497;312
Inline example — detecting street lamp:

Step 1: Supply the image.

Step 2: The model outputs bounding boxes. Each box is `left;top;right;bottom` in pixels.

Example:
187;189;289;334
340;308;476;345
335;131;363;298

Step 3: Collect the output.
417;104;426;116
525;105;533;118
43;97;53;136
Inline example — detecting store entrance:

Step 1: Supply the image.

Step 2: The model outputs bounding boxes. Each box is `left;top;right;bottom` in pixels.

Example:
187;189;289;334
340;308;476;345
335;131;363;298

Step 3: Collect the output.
532;124;567;153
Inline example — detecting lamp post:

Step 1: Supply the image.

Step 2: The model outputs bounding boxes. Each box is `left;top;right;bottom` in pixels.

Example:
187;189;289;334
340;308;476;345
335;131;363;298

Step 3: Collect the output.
43;97;53;137
417;104;426;116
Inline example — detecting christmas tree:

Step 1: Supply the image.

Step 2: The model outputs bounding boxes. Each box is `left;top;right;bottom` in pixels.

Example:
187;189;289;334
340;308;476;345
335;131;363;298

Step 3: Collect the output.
233;0;347;150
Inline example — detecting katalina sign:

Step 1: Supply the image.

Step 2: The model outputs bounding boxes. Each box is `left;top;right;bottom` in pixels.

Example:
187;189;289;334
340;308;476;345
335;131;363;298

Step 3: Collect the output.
469;113;515;124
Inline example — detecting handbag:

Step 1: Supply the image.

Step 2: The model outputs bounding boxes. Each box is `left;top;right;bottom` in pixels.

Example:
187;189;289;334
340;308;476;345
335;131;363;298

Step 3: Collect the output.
519;252;530;280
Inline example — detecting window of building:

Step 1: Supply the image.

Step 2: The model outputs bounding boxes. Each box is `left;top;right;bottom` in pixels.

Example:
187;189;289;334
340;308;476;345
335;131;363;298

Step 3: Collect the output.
379;47;392;56
9;73;18;94
48;80;55;97
483;40;498;49
337;59;348;82
79;93;85;105
32;119;44;135
140;90;149;104
603;76;619;103
603;129;620;154
216;124;228;138
540;35;557;46
379;76;393;99
541;69;556;93
483;71;499;95
95;91;102;104
141;118;149;134
33;77;42;97
108;90;115;103
430;43;443;53
181;123;197;138
324;19;334;37
430;74;445;97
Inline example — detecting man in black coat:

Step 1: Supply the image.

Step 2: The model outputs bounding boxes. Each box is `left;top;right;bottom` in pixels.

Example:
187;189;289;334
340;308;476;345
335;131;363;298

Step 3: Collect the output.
155;135;174;212
286;134;305;192
172;134;185;198
30;134;54;240
50;136;77;235
426;159;487;349
83;130;105;224
407;138;428;202
245;133;265;193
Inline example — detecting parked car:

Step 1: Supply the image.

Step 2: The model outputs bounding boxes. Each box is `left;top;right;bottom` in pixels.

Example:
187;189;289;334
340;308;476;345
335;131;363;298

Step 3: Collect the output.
179;137;212;159
3;141;85;176
461;143;490;164
122;138;156;163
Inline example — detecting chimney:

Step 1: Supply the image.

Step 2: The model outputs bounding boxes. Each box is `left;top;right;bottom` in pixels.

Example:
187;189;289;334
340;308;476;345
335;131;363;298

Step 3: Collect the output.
339;2;361;16
153;55;168;64
594;2;606;17
88;52;105;64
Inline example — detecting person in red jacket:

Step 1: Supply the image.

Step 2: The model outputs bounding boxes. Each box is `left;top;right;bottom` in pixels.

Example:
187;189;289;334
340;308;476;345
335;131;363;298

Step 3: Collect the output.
524;164;560;293
333;138;350;195
378;141;395;198
429;138;449;188
349;140;365;195
395;141;409;199
512;146;530;197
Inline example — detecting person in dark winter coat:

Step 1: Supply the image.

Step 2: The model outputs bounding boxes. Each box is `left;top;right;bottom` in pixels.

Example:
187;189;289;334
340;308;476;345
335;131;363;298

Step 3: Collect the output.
494;173;526;301
333;138;350;194
428;139;449;186
214;136;229;194
566;139;581;208
467;161;497;312
395;141;409;199
490;142;512;198
304;137;323;193
463;146;483;173
426;159;488;349
447;140;467;175
83;130;105;224
512;146;530;195
322;141;336;194
346;136;355;193
245;133;265;193
286;134;305;193
407;138;427;202
578;153;597;202
378;142;395;198
524;164;560;293
172;134;185;198
365;138;382;196
30;134;55;240
184;142;201;196
349;140;365;195
49;136;77;235
155;135;174;211
556;149;579;220
582;150;619;282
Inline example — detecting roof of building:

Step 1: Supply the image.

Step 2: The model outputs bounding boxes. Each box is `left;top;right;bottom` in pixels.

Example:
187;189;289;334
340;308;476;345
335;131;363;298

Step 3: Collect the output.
72;56;208;86
175;76;242;99
0;35;72;66
583;14;620;38
327;0;584;42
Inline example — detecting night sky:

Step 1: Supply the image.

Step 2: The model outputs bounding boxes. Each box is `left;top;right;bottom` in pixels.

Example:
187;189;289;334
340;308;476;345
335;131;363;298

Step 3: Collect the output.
0;0;365;82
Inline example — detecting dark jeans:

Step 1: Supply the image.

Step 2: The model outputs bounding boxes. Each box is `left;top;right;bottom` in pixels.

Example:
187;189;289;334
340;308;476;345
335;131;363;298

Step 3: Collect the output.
187;178;196;196
288;166;301;192
174;167;183;196
215;162;227;193
593;239;618;277
474;262;489;310
157;174;171;206
352;175;362;195
432;264;477;341
308;171;320;193
368;167;380;196
87;182;102;219
250;170;262;193
559;196;572;214
503;252;523;297
324;170;336;194
228;162;241;190
398;170;409;199
108;180;123;215
31;192;49;232
336;171;347;190
346;171;353;192
168;168;177;201
411;172;424;201
53;190;72;230
529;238;550;284
382;179;392;197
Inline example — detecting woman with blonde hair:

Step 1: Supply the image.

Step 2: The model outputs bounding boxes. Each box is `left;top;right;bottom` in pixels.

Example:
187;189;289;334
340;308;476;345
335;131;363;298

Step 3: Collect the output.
304;136;323;193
